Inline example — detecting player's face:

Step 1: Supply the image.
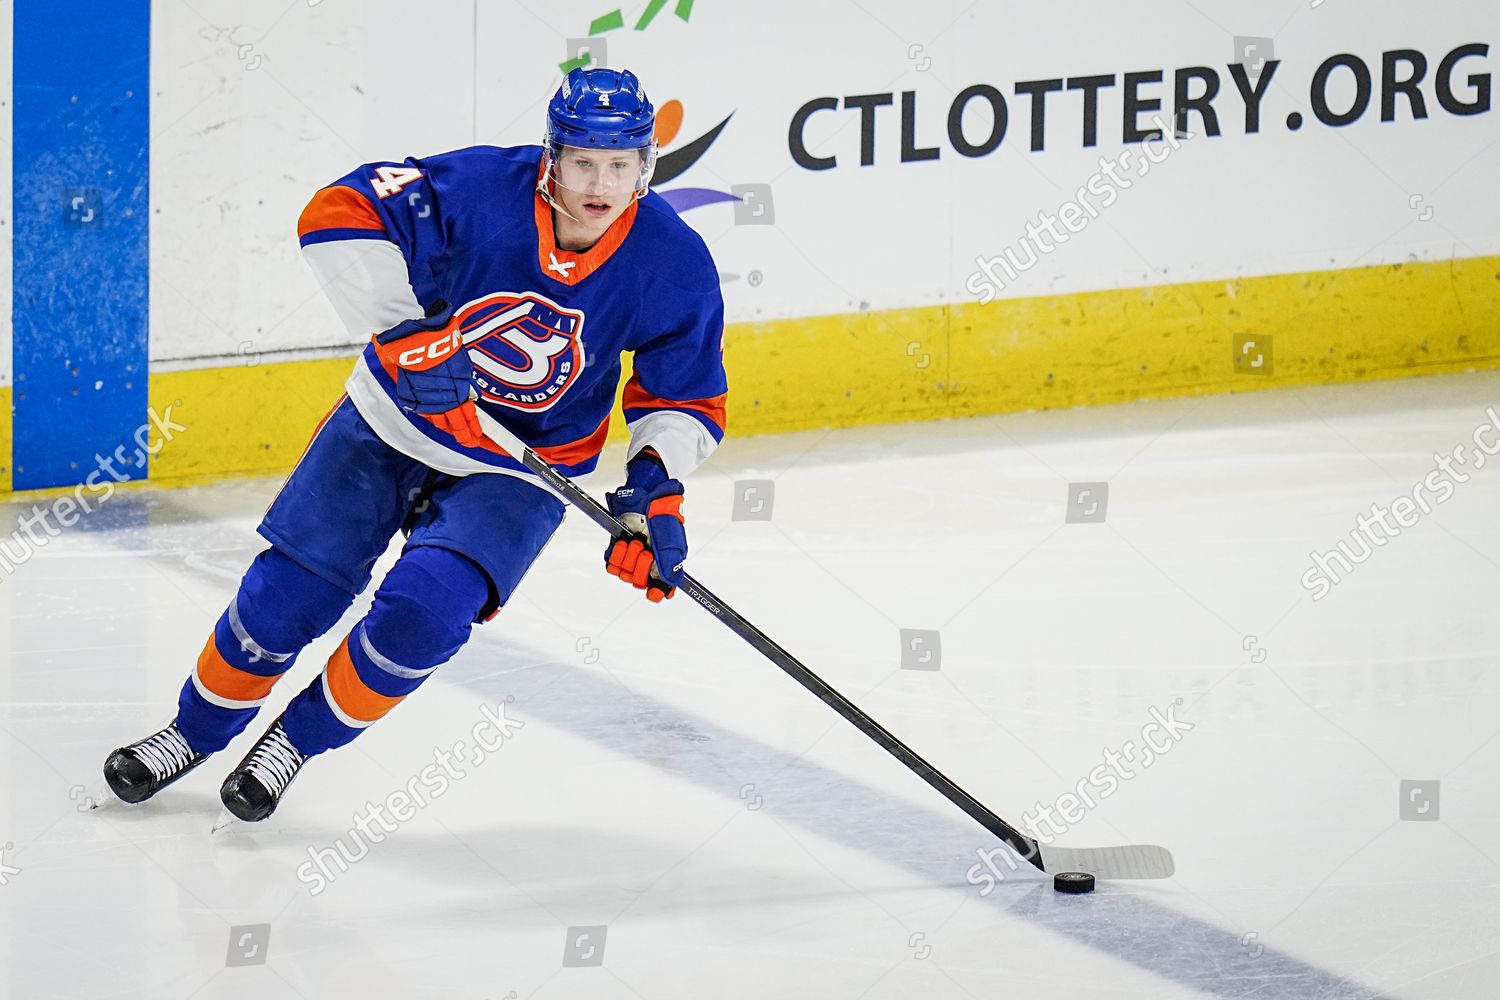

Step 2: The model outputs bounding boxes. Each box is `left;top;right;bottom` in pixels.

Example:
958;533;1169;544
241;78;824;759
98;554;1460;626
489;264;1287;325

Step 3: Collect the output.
552;146;644;227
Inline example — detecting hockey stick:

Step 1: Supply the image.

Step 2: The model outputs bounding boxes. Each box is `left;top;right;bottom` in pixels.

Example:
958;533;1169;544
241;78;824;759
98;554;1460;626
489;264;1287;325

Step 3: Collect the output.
475;410;1173;881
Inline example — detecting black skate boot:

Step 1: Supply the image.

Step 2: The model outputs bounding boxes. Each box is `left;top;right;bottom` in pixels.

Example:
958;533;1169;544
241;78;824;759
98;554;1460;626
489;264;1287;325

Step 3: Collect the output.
219;715;308;822
103;722;211;804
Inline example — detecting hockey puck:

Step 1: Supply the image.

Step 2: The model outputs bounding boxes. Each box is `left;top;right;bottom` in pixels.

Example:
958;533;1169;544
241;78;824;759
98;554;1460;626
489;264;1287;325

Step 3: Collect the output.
1053;871;1096;894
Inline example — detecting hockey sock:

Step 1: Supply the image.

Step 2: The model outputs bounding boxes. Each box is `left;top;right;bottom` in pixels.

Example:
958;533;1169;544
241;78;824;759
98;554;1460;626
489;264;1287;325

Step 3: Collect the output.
280;545;490;756
175;547;355;754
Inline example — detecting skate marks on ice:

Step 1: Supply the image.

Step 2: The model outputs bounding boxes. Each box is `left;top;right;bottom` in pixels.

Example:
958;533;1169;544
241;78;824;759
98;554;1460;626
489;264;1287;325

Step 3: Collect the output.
452;643;1395;1000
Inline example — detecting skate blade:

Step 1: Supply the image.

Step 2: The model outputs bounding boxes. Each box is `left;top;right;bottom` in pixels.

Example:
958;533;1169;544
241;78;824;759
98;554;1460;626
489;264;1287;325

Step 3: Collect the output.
83;786;117;811
210;809;237;834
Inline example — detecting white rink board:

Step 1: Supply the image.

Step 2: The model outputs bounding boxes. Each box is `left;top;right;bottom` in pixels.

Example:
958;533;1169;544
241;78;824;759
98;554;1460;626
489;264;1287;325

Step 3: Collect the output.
146;0;1500;368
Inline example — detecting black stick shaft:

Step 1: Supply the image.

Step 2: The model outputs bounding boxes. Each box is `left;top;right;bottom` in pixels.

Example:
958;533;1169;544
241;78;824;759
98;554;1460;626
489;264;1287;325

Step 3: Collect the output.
520;449;1046;871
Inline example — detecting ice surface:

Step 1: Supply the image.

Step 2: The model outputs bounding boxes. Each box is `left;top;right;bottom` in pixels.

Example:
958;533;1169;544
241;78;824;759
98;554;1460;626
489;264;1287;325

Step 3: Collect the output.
4;372;1500;998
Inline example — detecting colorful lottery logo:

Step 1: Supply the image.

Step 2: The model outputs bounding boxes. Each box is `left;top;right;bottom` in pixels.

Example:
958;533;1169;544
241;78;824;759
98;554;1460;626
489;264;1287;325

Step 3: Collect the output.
458;292;586;412
649;99;739;215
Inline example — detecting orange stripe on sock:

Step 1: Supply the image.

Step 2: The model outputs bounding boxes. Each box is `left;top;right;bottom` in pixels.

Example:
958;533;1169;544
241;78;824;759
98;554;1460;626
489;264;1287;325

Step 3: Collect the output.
196;636;280;704
325;635;405;724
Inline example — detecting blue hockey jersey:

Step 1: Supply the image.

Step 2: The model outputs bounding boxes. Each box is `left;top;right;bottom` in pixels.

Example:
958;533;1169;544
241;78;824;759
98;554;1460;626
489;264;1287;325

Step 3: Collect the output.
296;144;728;481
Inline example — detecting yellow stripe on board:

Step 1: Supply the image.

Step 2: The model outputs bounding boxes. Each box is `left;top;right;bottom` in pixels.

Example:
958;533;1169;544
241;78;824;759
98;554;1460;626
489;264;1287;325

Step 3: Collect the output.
728;254;1500;434
947;254;1500;415
148;357;358;484
8;253;1499;493
1;386;12;493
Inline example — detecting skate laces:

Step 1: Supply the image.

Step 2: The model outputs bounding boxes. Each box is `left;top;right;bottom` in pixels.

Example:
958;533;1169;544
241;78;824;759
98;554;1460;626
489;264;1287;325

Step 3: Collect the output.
133;725;196;781
245;724;305;795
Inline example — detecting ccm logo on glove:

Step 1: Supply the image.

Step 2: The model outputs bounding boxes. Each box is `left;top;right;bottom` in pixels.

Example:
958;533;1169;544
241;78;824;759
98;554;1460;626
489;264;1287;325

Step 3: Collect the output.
396;329;463;369
371;301;484;448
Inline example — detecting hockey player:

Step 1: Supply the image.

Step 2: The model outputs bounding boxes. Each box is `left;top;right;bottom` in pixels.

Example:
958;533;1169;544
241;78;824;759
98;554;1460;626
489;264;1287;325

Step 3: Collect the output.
102;67;727;822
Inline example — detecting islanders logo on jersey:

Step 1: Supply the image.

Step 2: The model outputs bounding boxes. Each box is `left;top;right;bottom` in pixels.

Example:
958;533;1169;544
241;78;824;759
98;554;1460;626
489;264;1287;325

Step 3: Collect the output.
456;292;585;412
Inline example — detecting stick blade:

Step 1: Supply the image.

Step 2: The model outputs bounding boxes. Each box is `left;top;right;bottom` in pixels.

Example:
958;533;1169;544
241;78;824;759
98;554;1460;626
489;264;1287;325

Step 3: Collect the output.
1038;843;1175;880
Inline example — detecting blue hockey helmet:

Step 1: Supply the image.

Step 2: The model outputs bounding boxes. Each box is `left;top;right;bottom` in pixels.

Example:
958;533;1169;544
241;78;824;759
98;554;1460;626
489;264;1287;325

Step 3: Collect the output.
542;68;658;201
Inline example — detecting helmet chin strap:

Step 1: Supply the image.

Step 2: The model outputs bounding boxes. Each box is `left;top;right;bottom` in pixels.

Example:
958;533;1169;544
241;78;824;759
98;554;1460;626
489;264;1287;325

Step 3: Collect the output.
537;154;582;223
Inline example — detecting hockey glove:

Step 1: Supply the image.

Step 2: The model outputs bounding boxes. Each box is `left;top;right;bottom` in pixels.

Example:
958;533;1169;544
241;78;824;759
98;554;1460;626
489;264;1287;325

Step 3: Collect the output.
603;448;687;603
372;300;483;447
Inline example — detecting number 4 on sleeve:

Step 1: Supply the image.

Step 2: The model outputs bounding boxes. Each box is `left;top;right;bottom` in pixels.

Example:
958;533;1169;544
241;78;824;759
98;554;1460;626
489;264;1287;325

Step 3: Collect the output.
370;166;423;199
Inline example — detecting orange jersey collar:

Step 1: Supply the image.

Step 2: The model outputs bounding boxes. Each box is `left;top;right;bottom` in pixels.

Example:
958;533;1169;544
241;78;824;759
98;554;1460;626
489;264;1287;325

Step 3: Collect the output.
534;162;639;286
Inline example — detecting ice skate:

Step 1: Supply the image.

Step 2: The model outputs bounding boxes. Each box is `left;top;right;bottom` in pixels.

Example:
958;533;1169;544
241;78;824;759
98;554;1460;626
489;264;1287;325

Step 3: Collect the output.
103;722;211;804
218;715;308;823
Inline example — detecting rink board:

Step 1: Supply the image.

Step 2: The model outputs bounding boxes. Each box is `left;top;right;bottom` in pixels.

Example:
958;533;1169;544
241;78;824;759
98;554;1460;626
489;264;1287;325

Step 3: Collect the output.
5;3;1499;494
138;252;1500;485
